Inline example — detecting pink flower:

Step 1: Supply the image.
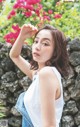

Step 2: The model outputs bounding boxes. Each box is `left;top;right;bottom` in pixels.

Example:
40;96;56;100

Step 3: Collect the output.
24;4;34;10
43;11;47;16
10;10;16;16
54;14;62;19
43;16;50;21
4;32;14;44
27;0;41;5
38;4;43;9
4;24;21;45
13;3;19;9
12;24;21;31
17;0;25;2
56;2;61;6
7;15;12;19
0;0;2;2
35;9;40;16
48;10;53;14
24;11;32;17
13;1;34;11
7;10;16;19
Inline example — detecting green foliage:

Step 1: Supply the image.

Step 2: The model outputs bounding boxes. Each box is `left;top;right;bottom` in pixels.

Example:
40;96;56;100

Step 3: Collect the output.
0;0;80;44
53;1;80;39
0;1;14;42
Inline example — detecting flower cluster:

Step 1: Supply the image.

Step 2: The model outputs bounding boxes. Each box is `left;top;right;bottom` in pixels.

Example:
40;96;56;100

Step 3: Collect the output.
0;0;2;2
7;0;41;19
4;0;63;45
4;24;21;45
54;14;62;19
8;10;16;19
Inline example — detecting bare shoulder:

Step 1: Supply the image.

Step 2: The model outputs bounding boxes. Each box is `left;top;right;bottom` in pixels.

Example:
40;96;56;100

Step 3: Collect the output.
39;66;60;90
39;66;58;81
39;66;60;99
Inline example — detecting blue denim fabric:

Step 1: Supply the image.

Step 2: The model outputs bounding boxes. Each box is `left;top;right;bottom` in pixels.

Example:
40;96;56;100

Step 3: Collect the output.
15;92;34;127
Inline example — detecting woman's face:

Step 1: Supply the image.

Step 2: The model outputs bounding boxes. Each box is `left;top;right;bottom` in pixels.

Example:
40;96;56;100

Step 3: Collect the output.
32;29;54;66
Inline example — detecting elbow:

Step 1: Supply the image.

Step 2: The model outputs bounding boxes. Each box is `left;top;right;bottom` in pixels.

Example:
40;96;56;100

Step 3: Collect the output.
9;51;12;59
9;51;18;59
9;51;14;59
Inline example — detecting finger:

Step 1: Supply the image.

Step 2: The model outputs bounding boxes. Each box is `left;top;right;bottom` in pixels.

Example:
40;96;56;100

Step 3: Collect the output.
27;24;38;30
29;30;37;36
28;24;34;29
32;30;38;35
32;27;38;31
22;24;32;29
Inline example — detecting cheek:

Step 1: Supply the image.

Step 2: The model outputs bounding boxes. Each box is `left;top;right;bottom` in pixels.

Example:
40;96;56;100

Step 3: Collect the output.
43;48;53;59
48;47;54;57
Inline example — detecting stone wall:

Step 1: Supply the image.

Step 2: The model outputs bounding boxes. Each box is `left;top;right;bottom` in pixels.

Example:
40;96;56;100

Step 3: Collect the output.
0;38;80;127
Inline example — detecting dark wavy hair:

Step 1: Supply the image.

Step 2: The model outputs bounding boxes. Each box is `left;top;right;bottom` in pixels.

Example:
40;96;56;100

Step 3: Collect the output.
30;24;70;78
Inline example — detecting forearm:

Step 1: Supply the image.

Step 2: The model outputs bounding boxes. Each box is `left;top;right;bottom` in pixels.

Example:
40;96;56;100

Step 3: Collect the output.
9;33;25;58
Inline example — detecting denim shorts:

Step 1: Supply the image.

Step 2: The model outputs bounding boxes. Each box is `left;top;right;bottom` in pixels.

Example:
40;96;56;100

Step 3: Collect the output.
15;92;34;127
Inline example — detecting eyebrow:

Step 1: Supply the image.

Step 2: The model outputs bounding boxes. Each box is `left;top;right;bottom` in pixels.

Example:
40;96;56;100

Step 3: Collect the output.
35;37;51;42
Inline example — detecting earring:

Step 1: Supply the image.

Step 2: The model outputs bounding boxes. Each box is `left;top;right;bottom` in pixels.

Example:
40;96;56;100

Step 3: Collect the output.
46;61;51;66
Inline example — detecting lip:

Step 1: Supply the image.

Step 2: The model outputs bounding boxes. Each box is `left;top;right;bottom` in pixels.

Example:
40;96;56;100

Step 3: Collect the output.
33;52;40;56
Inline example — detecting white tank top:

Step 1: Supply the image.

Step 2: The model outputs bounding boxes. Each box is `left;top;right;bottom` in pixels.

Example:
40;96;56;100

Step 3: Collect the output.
24;67;64;127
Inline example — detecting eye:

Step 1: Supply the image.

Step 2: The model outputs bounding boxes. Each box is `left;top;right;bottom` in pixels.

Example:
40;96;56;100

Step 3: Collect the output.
43;43;48;46
42;41;49;46
34;40;38;44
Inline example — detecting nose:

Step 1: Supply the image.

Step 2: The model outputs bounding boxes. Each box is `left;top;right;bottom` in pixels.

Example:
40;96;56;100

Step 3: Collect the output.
35;42;41;51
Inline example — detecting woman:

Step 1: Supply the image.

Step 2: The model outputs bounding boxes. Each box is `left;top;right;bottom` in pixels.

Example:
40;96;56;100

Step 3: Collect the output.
9;24;69;127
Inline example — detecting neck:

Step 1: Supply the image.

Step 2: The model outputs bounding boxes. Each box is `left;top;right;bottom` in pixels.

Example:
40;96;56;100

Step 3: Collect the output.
38;63;45;71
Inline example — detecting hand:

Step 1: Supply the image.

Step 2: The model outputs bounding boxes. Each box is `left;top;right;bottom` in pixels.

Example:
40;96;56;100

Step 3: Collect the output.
19;24;38;40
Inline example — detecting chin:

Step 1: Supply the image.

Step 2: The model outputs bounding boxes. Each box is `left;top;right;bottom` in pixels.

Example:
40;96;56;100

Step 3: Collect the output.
33;58;42;63
33;57;39;62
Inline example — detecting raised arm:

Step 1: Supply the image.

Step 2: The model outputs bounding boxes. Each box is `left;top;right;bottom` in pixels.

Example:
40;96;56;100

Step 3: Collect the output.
9;24;37;80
